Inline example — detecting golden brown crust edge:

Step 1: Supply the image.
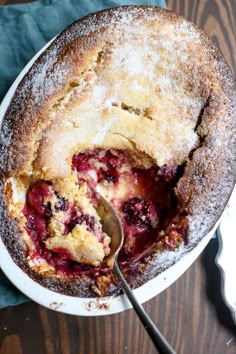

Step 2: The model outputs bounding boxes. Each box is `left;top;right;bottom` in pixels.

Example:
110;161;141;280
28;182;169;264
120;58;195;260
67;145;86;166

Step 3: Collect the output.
0;6;235;296
0;6;235;177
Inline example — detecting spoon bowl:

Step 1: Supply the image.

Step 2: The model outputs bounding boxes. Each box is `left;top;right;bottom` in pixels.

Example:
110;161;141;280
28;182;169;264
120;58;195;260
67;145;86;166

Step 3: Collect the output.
96;194;124;267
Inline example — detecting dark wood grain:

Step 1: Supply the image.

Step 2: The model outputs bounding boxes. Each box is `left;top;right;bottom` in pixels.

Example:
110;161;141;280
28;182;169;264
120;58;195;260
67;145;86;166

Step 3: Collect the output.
0;1;236;354
1;241;236;354
167;0;236;75
0;335;23;354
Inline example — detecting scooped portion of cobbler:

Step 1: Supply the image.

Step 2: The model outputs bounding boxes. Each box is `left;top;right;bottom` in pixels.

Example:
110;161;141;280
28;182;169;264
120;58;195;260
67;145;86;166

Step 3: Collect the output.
72;149;188;261
22;149;188;276
23;173;111;270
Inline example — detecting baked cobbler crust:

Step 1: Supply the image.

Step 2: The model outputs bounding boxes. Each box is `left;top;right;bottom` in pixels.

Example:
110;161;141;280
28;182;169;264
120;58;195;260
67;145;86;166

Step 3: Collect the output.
0;6;235;297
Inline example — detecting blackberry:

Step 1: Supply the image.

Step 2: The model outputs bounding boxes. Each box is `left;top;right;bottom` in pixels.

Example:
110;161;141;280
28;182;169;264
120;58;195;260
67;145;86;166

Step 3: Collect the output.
122;197;157;227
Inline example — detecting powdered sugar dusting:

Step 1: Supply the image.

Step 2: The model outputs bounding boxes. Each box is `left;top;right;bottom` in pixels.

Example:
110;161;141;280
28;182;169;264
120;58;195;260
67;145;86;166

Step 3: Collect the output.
0;6;235;298
33;7;213;174
93;115;119;144
31;54;69;106
0;6;208;176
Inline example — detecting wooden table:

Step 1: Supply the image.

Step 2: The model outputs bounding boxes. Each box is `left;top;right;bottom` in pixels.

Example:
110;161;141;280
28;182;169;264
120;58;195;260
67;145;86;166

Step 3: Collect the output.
0;1;235;353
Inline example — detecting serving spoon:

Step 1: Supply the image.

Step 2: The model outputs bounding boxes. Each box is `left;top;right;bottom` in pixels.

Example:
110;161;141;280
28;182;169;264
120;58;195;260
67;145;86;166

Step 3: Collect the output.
97;194;177;354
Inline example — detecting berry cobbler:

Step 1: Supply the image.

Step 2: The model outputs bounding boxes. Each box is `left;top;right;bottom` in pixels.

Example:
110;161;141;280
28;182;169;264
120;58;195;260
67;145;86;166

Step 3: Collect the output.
0;7;235;297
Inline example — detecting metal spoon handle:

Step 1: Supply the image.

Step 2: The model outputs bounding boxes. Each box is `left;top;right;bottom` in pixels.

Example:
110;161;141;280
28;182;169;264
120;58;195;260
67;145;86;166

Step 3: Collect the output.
114;261;177;354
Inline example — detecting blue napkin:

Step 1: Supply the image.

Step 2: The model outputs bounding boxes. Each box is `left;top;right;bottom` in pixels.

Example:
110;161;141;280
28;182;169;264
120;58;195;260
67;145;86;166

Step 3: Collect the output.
0;0;167;308
0;0;166;101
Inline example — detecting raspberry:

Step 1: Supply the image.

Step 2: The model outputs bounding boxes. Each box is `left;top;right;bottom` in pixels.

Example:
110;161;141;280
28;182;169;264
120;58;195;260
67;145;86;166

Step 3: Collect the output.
27;181;53;218
72;152;91;172
25;213;47;242
72;149;126;184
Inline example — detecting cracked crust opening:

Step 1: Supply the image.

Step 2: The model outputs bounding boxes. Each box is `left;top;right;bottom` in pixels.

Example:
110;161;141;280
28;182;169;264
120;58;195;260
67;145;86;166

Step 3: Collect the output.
0;6;235;297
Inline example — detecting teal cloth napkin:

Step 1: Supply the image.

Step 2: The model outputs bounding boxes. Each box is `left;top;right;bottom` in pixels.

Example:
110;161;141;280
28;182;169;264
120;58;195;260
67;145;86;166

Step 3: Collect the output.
0;0;167;308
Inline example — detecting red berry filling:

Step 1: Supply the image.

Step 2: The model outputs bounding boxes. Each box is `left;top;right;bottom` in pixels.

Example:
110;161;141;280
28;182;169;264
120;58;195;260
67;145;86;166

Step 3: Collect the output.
72;149;128;186
23;149;188;276
122;197;158;227
23;180;109;272
66;211;96;234
26;181;53;218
